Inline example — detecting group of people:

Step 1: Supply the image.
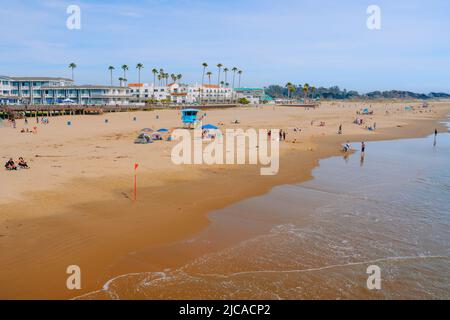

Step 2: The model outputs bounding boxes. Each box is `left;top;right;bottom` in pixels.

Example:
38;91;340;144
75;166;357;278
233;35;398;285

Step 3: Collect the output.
354;118;364;125
5;157;29;171
20;127;38;134
342;141;366;155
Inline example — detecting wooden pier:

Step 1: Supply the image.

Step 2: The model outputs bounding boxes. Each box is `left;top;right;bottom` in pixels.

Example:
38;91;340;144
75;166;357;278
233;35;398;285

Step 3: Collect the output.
0;103;239;119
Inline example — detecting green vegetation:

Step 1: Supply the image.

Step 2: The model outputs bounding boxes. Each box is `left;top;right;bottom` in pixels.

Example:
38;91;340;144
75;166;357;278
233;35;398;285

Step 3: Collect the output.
238;98;250;104
264;84;450;100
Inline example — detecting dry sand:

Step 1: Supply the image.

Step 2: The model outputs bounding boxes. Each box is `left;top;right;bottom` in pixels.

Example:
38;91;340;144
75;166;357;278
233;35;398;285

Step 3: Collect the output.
0;101;449;299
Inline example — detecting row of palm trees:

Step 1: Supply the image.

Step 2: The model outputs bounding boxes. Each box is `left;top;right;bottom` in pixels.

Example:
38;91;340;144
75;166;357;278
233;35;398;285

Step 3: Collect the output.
285;83;317;100
201;63;243;103
109;65;183;87
68;62;245;104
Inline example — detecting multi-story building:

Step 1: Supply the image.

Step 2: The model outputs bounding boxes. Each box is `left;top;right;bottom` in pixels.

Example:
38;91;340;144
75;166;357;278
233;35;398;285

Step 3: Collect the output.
0;75;265;106
128;82;233;104
234;88;265;104
0;76;13;105
0;76;131;105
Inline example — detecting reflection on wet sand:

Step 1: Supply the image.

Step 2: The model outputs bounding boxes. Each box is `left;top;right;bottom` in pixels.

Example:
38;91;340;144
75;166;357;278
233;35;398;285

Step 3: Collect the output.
77;131;450;300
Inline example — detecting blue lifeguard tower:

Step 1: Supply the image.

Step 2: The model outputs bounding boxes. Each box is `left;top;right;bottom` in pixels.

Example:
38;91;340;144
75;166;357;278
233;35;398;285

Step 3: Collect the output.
181;109;200;128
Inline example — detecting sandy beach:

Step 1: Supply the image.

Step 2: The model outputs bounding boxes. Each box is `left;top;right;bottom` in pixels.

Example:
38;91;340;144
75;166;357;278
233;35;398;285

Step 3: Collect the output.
0;101;449;299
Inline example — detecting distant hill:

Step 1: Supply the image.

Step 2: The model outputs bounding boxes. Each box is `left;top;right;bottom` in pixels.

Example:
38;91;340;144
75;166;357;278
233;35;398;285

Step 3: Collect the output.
264;85;450;100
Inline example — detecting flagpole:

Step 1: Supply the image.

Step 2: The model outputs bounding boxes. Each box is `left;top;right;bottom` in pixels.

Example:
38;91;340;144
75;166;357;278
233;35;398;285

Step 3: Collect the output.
134;163;138;201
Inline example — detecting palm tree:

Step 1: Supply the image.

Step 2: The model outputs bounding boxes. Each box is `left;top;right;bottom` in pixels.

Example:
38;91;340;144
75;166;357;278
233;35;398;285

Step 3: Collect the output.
118;77;124;87
216;64;223;102
121;65;129;83
206;71;212;85
231;67;238;102
285;82;293;99
237;70;243;88
108;66;115;87
152;68;158;86
201;63;208;103
223;68;229;86
68;63;77;81
157;74;162;86
206;71;212;102
220;81;225;103
177;74;182;83
303;83;310;101
136;63;144;85
216;63;223;85
171;73;177;83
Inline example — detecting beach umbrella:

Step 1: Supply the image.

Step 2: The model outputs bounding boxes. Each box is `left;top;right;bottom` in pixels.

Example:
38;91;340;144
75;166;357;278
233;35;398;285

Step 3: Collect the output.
201;124;218;130
157;128;169;133
141;128;154;133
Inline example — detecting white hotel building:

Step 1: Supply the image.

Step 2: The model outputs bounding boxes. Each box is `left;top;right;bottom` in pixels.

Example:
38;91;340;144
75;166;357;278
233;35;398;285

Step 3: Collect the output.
128;82;234;104
0;76;131;105
1;75;265;106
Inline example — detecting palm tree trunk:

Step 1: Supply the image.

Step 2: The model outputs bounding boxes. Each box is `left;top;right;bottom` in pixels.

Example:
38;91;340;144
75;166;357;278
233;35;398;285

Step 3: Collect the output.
232;72;236;103
201;67;206;104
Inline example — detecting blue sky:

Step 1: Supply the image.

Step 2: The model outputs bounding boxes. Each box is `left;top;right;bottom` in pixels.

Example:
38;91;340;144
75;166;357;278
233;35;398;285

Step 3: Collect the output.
0;0;449;93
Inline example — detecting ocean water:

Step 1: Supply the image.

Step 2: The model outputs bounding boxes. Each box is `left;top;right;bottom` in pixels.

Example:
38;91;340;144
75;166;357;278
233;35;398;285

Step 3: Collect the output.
78;125;450;300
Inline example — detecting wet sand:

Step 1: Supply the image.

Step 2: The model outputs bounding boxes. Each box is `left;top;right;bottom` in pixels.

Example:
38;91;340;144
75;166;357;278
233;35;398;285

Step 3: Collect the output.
0;101;449;299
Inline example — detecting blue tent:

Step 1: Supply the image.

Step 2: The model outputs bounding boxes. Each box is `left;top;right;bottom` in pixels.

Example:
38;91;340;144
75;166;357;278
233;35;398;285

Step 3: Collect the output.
157;128;169;133
201;124;218;130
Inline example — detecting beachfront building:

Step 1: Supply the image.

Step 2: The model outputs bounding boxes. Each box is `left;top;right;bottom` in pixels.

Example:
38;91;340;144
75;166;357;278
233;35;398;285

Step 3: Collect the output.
234;88;265;104
0;76;14;105
0;76;131;105
128;82;233;104
128;83;169;103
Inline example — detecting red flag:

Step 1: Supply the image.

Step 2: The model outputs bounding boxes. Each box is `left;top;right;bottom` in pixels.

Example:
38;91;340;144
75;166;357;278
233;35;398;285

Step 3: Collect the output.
134;163;139;170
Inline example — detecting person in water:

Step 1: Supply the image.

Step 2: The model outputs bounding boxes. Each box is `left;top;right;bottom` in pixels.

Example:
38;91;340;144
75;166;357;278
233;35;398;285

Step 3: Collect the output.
361;142;366;155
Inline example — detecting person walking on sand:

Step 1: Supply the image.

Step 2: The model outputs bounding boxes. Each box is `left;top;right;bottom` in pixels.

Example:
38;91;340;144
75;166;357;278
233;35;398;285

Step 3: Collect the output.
283;130;286;141
338;124;342;135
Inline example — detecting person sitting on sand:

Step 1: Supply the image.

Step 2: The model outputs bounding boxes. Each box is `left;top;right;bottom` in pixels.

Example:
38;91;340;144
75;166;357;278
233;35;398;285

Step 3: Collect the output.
5;158;17;170
18;157;29;169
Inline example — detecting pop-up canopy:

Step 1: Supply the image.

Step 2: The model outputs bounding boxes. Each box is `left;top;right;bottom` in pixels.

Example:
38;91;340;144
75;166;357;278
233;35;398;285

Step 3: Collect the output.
201;124;218;130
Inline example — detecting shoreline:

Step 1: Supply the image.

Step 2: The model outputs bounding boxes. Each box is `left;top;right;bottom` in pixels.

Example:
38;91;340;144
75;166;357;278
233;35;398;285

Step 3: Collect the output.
0;103;449;299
